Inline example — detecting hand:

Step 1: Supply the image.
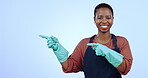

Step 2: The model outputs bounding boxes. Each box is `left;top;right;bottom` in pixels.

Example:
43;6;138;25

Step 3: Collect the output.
39;35;69;63
87;43;108;56
87;43;123;67
39;35;59;51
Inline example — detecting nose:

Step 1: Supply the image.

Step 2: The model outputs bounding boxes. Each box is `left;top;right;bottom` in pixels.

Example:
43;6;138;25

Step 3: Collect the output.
101;18;108;24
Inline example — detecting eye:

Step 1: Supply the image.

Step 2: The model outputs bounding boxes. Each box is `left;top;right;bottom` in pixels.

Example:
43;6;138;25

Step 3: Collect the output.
106;16;111;19
97;17;102;19
106;17;111;19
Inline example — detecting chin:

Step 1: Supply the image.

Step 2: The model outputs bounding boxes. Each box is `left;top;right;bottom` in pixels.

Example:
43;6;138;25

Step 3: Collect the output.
99;29;110;33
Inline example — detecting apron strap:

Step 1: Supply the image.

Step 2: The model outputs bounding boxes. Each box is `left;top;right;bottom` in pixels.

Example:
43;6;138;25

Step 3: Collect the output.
89;35;95;43
111;34;120;53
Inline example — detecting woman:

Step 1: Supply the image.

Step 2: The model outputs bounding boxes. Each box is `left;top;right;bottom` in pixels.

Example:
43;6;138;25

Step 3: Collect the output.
39;3;133;78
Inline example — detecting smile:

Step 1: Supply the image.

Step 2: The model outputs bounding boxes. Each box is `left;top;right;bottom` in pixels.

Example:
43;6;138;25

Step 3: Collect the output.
101;25;108;28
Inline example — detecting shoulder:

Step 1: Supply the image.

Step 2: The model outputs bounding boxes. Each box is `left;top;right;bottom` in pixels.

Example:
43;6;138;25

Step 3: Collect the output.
74;37;91;56
78;37;90;45
116;36;129;43
116;35;130;48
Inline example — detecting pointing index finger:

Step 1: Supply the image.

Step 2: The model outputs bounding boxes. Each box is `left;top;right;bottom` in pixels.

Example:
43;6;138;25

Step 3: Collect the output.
39;35;50;39
87;43;99;47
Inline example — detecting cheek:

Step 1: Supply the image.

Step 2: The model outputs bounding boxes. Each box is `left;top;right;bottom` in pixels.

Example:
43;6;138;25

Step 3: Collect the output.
94;19;101;25
109;19;113;25
95;21;100;27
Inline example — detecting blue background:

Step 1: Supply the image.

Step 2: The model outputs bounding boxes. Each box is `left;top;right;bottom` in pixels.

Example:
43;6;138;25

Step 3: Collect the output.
0;0;148;78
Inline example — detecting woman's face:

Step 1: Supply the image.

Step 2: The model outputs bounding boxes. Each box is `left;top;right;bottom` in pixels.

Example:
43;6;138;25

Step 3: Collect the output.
94;8;113;33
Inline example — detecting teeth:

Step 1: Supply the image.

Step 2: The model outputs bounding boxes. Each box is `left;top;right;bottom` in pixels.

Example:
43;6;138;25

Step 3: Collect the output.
101;26;108;28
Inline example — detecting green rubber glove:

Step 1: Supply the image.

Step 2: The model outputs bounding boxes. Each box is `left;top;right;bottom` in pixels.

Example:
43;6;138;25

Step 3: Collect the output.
39;35;69;63
87;43;124;67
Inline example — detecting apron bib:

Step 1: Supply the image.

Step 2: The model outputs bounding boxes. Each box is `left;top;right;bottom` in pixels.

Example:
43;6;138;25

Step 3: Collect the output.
83;34;121;78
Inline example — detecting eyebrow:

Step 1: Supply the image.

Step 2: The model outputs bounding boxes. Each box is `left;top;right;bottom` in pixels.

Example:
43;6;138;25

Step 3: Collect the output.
97;14;111;16
97;15;112;17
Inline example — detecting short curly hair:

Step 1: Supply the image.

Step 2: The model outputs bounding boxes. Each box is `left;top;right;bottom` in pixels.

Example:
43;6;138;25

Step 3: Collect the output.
94;3;114;18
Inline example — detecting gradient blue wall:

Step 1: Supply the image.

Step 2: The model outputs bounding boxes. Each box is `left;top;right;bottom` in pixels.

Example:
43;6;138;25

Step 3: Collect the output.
0;0;148;78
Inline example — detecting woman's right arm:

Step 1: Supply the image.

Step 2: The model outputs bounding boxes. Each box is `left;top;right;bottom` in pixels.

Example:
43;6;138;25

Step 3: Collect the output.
60;38;89;73
61;60;68;70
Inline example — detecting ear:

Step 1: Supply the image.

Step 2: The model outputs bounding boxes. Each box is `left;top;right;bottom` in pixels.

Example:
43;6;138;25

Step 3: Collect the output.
112;16;114;24
112;16;114;19
94;17;96;24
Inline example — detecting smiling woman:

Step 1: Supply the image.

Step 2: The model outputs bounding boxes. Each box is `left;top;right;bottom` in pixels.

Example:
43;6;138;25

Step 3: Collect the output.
94;4;113;34
94;8;113;33
40;3;133;78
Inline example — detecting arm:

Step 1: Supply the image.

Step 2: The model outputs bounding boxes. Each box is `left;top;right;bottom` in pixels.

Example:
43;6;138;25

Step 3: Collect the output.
87;43;124;68
87;37;133;75
39;35;80;72
61;38;89;73
117;37;133;75
61;60;68;71
117;59;126;73
39;35;69;63
39;35;88;73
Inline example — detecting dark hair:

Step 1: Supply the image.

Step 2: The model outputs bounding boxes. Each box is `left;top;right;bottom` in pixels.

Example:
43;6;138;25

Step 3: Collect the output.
94;3;114;18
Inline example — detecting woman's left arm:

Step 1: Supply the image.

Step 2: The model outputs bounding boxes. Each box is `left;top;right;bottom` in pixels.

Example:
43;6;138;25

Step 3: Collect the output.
117;59;126;73
117;37;133;75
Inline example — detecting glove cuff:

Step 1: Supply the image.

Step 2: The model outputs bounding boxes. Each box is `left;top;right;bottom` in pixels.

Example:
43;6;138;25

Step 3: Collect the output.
105;50;124;67
58;56;68;63
53;43;69;63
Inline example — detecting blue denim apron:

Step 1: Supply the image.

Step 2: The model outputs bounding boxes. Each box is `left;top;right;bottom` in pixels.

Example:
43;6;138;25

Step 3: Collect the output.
83;34;121;78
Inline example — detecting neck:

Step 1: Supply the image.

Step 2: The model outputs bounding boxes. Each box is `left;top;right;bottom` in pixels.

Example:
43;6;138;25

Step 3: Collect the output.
96;32;111;44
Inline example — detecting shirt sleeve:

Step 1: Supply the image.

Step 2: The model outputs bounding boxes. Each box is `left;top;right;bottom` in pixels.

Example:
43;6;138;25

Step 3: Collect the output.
62;38;89;73
117;37;133;75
